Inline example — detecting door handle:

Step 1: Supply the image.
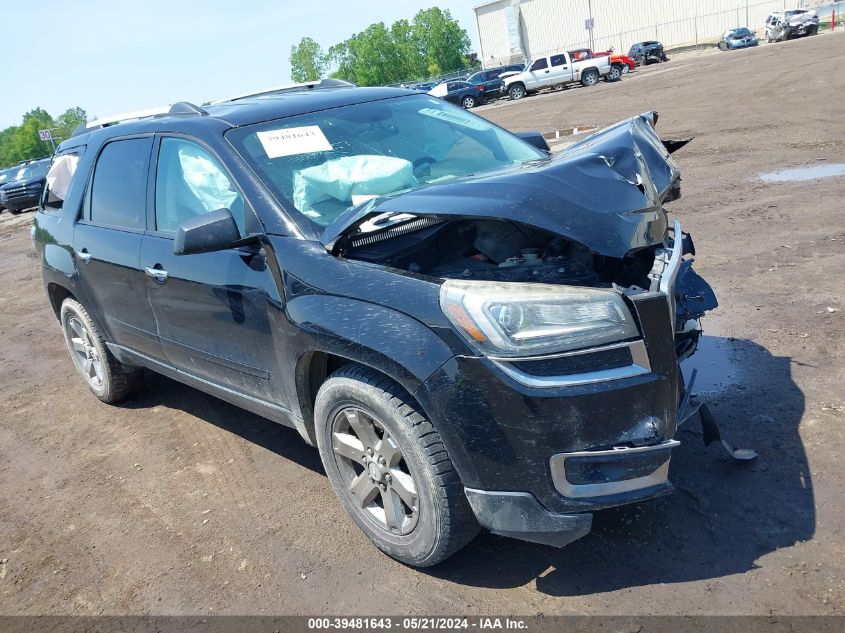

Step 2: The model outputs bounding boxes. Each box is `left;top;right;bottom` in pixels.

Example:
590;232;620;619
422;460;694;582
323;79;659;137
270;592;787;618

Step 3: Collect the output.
76;249;92;263
544;70;550;73
144;266;169;283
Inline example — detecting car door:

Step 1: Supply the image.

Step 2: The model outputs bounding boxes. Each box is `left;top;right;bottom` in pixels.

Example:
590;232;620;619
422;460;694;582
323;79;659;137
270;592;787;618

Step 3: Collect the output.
548;53;573;86
525;57;550;89
443;82;463;105
73;136;164;359
139;135;280;402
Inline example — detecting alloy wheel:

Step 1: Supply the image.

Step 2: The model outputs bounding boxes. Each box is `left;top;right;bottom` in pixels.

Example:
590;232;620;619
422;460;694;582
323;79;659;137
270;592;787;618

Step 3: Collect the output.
331;407;419;535
66;316;104;389
462;96;475;109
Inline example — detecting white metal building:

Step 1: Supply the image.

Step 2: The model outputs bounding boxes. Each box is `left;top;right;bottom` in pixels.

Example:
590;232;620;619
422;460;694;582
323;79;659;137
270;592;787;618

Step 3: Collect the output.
473;0;826;67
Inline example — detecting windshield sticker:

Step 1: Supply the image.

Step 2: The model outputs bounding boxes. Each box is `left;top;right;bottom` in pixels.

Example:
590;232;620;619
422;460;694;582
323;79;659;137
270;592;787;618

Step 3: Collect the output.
257;126;332;158
419;107;488;131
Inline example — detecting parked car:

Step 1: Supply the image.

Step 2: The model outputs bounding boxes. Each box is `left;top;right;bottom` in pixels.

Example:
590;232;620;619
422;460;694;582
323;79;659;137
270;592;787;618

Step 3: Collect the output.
0;166;20;211
409;82;435;92
428;80;486;108
568;48;626;81
718;27;759;50
765;9;819;42
502;50;611;99
718;27;760;50
467;64;525;95
628;41;669;65
593;48;637;74
0;158;51;214
34;80;718;567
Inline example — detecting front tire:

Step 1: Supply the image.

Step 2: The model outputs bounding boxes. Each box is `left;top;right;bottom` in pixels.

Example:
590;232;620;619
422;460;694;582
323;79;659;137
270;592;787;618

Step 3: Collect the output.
315;365;479;567
60;298;144;403
621;64;630;74
581;68;599;87
607;65;622;81
461;95;476;109
508;83;526;100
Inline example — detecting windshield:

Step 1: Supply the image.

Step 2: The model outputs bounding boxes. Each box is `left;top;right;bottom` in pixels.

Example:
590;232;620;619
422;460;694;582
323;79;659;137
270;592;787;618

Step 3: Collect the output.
226;94;546;228
14;162;50;181
732;28;752;37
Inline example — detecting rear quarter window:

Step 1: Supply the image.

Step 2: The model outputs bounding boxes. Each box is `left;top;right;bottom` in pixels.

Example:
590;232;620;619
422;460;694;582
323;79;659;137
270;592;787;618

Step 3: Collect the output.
89;137;152;230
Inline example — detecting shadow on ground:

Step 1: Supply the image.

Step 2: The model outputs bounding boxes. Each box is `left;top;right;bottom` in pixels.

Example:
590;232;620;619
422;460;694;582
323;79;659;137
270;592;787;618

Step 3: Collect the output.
121;335;813;596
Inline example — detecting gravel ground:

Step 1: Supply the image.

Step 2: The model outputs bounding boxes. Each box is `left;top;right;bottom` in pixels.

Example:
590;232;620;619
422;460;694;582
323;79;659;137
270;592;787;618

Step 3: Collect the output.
0;32;843;616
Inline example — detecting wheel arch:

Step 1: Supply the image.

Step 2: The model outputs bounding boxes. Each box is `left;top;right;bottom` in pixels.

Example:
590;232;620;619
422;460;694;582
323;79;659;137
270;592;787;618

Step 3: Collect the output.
47;282;76;320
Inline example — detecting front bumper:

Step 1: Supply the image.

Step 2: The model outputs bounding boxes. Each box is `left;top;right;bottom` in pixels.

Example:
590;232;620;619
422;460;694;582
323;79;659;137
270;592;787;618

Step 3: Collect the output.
728;39;758;48
416;222;694;547
0;190;40;211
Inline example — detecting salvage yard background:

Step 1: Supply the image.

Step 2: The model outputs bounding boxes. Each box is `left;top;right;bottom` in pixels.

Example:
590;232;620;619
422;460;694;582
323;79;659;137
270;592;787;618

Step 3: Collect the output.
0;32;843;615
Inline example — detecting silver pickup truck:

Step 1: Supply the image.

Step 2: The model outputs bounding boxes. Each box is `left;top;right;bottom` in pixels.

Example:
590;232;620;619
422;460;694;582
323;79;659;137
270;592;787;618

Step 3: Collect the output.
501;50;611;100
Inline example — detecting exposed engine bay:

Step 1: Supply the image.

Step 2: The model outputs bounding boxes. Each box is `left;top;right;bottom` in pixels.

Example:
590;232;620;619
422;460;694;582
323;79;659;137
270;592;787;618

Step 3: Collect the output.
345;217;658;291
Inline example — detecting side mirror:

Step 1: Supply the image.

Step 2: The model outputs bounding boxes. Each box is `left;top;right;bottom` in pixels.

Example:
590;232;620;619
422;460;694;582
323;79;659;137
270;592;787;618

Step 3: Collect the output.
514;131;551;152
173;208;240;256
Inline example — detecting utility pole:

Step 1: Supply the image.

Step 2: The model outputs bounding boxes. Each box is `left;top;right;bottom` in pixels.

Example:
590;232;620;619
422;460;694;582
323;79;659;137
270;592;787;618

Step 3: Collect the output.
587;0;595;50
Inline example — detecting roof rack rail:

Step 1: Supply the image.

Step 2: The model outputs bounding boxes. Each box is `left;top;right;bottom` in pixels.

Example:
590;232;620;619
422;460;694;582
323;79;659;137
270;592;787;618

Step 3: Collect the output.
70;102;208;137
208;78;356;105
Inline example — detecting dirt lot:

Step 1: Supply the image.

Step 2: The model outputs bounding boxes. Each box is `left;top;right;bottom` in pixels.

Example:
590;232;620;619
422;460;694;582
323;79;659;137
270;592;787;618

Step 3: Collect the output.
1;33;843;616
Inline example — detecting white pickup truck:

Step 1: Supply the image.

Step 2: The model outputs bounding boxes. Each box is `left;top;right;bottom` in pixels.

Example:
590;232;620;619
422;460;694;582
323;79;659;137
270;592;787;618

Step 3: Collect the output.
501;51;611;100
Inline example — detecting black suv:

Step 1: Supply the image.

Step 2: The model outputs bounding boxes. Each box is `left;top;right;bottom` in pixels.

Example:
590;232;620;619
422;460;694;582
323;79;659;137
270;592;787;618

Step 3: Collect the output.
34;80;716;567
0;158;51;214
466;64;525;95
628;41;669;65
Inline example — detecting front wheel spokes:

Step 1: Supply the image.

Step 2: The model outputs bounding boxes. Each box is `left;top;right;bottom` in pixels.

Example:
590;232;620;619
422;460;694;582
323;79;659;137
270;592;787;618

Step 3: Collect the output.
344;409;380;449
381;487;406;531
388;468;417;510
349;471;379;507
332;431;366;464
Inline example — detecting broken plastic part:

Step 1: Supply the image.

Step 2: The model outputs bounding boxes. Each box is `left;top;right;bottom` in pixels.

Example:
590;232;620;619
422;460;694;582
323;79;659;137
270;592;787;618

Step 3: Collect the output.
698;403;758;461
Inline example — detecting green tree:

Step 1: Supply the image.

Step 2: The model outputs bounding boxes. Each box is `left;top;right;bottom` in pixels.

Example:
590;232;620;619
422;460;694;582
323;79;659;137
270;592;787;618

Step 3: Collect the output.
55;107;88;142
391;19;425;83
0;106;88;167
290;37;327;82
9;108;55;162
322;6;474;86
412;7;472;77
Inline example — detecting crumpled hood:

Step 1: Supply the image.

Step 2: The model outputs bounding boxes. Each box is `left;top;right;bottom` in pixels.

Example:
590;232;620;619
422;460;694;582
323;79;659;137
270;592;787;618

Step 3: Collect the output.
321;112;682;258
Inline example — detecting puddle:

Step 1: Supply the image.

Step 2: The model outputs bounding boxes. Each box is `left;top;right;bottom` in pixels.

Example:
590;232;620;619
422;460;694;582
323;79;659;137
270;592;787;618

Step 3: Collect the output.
681;336;743;395
758;163;845;183
544;126;599;140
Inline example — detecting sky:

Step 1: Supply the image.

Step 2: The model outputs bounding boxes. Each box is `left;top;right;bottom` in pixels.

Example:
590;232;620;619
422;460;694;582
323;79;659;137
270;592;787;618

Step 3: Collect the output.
2;0;482;129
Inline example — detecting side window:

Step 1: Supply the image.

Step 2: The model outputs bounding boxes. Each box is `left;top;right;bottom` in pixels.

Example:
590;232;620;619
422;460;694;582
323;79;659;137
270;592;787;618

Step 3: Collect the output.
90;138;152;230
42;150;83;213
488;70;501;80
529;58;548;71
550;54;567;67
154;137;243;235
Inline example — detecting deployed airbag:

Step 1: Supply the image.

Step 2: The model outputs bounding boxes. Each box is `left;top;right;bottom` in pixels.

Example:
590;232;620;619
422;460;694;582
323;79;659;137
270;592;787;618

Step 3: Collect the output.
293;155;418;215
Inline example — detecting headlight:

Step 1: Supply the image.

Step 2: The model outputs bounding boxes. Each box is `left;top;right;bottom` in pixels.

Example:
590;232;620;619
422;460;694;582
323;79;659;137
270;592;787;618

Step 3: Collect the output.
439;279;640;358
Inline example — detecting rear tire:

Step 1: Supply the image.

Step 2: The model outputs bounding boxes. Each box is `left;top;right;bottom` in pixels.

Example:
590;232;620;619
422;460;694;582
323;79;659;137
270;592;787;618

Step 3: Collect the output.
60;298;144;403
580;68;599;87
315;364;479;567
9;208;21;215
461;95;476;109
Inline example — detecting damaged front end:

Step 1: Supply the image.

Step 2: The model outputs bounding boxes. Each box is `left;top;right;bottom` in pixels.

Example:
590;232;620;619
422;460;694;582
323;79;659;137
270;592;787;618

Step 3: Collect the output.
324;112;720;547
